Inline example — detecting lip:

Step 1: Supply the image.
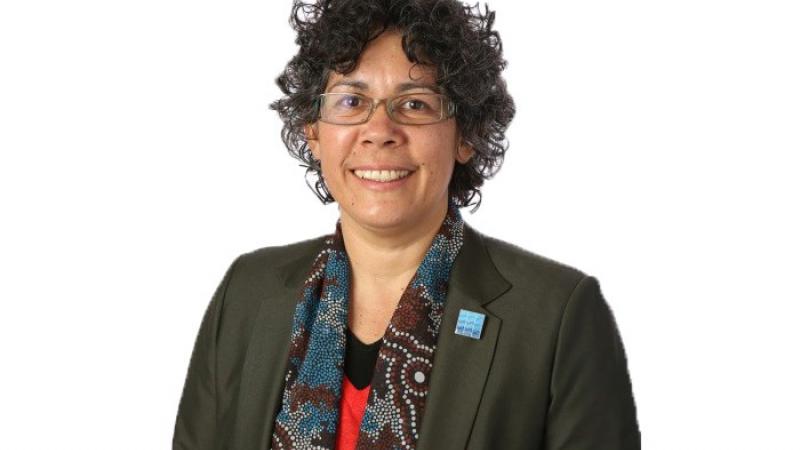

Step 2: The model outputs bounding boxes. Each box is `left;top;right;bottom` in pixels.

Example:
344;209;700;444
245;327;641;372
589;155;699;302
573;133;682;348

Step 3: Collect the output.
349;165;416;171
349;167;415;191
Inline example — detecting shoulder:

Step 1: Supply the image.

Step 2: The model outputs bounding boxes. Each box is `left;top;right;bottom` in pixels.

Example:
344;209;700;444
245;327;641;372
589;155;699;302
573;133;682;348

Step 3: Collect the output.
462;225;601;339
208;235;329;343
464;227;612;362
233;234;328;276
241;234;329;264
471;227;588;297
216;235;328;311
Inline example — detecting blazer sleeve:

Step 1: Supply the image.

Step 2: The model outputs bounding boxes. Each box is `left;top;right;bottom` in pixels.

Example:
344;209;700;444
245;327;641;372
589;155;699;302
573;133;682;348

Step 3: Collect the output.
172;256;240;450
544;275;641;450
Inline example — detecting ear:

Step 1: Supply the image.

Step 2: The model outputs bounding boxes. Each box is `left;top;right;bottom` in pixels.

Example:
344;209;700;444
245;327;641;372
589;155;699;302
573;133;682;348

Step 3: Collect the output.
304;123;320;160
456;140;474;164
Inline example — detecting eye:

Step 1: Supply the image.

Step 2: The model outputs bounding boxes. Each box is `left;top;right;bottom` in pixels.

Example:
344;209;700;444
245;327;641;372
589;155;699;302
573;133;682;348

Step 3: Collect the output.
400;98;430;111
335;94;362;109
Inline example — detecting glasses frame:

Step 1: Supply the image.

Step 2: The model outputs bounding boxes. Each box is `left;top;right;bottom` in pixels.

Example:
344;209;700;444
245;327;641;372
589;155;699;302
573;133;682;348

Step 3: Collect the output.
314;92;456;126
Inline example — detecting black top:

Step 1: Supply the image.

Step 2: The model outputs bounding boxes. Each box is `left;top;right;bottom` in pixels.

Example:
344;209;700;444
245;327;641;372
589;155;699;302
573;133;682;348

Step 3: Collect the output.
344;327;382;389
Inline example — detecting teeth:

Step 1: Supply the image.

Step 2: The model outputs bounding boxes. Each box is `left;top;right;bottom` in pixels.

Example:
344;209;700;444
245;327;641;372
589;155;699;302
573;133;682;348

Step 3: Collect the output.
354;169;411;182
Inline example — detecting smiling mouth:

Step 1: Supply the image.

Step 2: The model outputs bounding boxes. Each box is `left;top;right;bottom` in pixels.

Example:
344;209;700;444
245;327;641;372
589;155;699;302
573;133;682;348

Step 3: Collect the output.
352;169;413;182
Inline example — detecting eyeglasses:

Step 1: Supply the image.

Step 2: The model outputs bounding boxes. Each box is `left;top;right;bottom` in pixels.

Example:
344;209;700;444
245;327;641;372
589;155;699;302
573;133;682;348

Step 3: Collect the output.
314;92;456;125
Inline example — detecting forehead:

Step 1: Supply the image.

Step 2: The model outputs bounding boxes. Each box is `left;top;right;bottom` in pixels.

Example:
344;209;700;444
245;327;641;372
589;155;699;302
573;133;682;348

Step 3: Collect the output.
324;30;438;92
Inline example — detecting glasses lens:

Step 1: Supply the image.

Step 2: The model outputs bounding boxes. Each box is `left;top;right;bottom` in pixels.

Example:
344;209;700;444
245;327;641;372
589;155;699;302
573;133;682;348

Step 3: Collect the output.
317;93;452;125
390;93;448;124
319;93;370;124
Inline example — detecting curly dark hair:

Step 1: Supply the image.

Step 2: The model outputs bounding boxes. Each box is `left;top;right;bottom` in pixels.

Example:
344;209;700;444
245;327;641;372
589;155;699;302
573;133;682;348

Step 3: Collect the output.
270;0;515;210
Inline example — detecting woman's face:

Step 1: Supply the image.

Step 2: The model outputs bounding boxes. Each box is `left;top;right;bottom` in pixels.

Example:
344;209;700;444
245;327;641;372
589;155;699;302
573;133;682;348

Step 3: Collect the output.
307;30;473;234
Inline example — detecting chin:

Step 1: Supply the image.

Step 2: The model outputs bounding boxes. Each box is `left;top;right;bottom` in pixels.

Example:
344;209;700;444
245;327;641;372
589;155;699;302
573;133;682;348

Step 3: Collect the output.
340;201;419;231
356;208;411;230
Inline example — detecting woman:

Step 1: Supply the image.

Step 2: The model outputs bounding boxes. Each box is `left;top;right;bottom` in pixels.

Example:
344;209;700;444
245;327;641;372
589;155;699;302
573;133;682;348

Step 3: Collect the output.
173;0;640;449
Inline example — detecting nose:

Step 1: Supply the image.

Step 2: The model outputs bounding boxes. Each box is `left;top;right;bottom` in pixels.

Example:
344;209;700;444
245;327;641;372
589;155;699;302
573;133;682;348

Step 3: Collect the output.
360;99;402;148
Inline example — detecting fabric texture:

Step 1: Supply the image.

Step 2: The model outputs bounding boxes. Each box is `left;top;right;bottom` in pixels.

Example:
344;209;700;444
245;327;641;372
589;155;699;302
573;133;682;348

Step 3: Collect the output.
270;206;465;449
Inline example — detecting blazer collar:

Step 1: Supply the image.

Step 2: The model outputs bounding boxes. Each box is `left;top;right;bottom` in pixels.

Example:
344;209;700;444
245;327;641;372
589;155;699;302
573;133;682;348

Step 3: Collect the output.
243;223;511;449
449;222;511;305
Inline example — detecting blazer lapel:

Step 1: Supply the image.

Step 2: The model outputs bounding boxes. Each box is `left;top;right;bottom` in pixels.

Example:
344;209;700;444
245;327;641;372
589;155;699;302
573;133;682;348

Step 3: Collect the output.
231;237;326;450
416;224;511;450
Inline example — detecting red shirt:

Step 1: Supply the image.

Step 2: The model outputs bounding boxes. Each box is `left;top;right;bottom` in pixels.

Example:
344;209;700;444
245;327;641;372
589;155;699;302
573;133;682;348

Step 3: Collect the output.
335;375;371;450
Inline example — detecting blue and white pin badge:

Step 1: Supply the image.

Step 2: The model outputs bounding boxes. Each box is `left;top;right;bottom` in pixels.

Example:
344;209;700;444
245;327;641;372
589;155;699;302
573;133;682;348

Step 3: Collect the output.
455;309;486;339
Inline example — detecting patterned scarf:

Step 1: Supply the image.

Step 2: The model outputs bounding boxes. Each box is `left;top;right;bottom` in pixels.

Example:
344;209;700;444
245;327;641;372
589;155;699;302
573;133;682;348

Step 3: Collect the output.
271;205;465;449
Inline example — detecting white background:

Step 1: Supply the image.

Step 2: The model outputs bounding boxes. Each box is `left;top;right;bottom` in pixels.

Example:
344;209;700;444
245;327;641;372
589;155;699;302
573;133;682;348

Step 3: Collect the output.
1;0;798;448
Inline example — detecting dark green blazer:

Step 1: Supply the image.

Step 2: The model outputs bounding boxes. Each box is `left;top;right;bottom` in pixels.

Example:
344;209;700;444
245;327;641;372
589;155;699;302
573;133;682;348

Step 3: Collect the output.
173;224;640;449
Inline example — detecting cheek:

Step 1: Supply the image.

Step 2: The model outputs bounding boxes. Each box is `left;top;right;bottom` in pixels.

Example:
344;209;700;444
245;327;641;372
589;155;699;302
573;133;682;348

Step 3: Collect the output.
416;132;458;180
317;128;359;167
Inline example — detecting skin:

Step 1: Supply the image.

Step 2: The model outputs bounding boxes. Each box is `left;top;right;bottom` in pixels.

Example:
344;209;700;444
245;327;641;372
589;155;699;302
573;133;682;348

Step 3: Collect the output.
305;29;474;343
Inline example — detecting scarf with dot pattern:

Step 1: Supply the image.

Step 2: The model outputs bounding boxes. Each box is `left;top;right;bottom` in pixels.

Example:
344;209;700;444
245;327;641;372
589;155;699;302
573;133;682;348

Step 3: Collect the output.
270;206;465;449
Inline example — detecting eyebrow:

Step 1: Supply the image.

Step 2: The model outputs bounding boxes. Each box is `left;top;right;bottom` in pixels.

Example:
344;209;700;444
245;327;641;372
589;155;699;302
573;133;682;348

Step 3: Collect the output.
326;79;441;94
397;82;441;93
327;80;368;91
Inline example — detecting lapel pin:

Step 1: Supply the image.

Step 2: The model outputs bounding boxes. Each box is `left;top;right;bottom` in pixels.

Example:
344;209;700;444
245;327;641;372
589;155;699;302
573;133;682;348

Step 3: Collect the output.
455;309;486;339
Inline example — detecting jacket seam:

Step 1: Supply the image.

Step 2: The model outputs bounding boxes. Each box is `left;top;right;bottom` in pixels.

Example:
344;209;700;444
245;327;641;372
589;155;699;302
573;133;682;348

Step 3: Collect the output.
211;254;244;437
548;274;591;400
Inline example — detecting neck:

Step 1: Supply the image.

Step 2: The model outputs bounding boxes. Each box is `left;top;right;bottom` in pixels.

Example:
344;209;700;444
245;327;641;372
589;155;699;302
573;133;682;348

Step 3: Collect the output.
339;201;449;286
